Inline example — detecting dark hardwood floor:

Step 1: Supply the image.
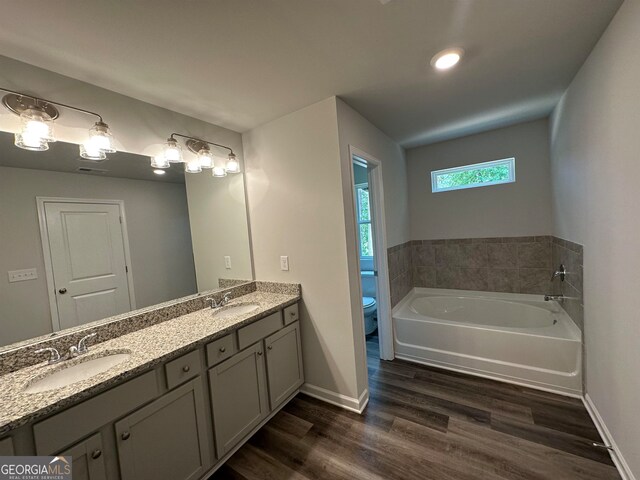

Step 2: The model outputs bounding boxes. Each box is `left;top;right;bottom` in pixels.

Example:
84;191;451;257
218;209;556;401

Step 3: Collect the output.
210;334;620;480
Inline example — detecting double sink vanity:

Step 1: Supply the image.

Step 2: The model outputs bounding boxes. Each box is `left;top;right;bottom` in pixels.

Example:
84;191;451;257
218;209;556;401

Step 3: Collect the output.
0;281;303;480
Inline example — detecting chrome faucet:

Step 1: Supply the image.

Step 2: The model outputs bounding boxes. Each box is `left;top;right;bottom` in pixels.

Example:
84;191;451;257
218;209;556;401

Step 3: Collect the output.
77;333;97;354
205;292;232;309
544;294;565;302
551;264;566;282
35;347;61;365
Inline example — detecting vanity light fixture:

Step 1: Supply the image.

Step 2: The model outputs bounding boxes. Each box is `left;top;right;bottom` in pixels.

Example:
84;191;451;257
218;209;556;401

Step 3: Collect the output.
0;87;116;158
431;47;464;70
153;133;239;177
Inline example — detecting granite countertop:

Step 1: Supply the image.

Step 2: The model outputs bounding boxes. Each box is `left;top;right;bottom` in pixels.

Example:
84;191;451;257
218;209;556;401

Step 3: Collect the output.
0;290;299;434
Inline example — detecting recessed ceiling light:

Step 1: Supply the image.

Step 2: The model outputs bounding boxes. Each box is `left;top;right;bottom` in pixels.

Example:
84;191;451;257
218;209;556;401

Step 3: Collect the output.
153;169;166;175
431;48;464;70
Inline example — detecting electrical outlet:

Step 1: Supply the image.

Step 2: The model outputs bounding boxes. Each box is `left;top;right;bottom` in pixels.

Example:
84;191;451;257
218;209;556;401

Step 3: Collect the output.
280;256;289;271
8;268;38;283
224;256;232;269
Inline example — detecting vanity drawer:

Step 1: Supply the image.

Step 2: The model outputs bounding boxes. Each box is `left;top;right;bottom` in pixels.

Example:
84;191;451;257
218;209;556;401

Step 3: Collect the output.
237;312;283;350
206;334;237;367
283;303;299;325
33;370;158;455
165;349;201;389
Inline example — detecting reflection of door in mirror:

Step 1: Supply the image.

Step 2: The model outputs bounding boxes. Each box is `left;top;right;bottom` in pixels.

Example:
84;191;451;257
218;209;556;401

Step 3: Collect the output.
39;199;134;331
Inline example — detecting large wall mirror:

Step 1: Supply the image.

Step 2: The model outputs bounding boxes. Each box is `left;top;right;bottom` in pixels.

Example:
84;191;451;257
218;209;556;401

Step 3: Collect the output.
0;131;253;349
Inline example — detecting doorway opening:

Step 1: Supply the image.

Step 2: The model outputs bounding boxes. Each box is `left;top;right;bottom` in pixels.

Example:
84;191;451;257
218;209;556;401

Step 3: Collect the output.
350;147;393;367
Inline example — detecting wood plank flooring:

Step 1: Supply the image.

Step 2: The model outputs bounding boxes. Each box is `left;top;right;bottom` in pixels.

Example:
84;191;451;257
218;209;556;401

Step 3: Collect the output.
210;334;620;480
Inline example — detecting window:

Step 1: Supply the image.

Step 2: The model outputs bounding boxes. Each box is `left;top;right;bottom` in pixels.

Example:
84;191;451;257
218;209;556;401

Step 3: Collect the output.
355;183;373;258
431;157;516;193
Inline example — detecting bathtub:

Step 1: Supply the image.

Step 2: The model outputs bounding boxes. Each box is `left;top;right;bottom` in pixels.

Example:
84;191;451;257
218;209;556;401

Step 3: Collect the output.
393;288;582;396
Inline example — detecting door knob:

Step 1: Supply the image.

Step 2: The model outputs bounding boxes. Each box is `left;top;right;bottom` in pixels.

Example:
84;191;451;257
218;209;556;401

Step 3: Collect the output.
121;431;130;440
58;288;67;294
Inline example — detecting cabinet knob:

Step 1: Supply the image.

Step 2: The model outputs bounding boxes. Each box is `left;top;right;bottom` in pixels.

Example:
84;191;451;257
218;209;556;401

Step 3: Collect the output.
290;311;296;316
121;431;131;441
182;365;190;373
267;345;273;350
257;351;263;356
91;449;102;459
219;347;226;353
58;288;67;294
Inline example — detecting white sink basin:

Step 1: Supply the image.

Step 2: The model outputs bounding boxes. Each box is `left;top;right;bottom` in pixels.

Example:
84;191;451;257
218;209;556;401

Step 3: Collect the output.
25;351;131;393
212;303;260;319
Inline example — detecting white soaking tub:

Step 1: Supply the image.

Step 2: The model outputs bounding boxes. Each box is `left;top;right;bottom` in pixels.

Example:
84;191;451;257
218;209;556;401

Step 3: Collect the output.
393;288;582;396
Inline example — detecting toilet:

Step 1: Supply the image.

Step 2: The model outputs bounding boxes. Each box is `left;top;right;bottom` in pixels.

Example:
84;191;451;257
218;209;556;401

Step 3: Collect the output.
363;296;377;335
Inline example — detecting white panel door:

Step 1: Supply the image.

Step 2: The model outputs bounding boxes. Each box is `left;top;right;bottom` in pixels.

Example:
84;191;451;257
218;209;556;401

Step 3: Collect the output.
44;202;131;329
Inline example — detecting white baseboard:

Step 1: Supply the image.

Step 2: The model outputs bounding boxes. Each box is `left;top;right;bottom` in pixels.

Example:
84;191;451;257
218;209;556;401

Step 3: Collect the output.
583;393;637;480
300;383;369;413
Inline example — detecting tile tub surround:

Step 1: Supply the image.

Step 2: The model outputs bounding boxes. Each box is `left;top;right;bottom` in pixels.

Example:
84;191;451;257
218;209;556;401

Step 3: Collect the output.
0;288;300;434
0;281;300;376
388;242;412;307
552;237;584;330
410;236;555;295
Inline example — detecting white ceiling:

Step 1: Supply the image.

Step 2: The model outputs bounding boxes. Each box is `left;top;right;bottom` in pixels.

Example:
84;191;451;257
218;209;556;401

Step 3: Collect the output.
0;0;622;147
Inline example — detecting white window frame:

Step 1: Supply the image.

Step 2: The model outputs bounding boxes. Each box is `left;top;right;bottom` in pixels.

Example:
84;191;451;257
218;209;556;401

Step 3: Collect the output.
431;157;516;193
354;182;373;260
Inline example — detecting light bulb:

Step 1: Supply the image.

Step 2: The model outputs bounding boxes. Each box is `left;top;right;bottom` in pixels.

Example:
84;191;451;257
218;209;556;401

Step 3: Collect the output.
14;133;48;151
225;153;240;173
150;154;170;169
185;158;202;173
212;166;227;177
431;48;464;70
80;142;106;161
88;121;116;153
197;148;214;169
163;138;183;163
153;169;166;175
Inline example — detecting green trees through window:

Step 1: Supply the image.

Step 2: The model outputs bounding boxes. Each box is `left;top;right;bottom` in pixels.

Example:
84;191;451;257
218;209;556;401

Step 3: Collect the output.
356;185;373;257
431;157;515;193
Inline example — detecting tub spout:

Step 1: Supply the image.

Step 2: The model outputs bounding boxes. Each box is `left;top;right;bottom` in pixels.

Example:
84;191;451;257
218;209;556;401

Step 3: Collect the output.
544;294;564;302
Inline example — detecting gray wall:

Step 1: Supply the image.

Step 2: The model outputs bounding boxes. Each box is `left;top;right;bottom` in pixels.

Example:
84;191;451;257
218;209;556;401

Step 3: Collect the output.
406;119;553;240
550;0;640;475
0;166;196;345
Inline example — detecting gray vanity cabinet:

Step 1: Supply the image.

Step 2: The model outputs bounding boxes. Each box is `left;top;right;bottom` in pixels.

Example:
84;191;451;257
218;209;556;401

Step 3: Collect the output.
265;321;304;409
208;342;269;458
59;433;107;480
115;379;210;480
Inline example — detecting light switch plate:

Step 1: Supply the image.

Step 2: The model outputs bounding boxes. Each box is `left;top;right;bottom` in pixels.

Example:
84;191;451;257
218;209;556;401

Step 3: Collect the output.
8;268;38;283
280;256;289;271
224;256;232;269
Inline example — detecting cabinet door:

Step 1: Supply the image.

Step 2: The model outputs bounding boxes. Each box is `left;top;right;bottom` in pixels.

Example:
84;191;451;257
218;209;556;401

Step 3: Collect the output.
208;342;268;458
59;433;106;480
265;321;304;409
115;379;210;480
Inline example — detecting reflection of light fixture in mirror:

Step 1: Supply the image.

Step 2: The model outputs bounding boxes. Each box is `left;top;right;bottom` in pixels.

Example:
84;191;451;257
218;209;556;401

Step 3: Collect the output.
212;166;227;177
150;154;170;169
225;153;240;173
1;88;116;158
80;142;107;161
185;157;202;174
162;137;183;163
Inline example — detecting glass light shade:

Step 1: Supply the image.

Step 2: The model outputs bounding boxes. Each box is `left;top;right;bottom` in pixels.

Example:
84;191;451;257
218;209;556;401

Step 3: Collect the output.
150;154;170;169
88;121;116;153
163;138;183;163
14;133;49;151
212;166;227;177
197;148;214;169
79;142;107;161
184;158;202;174
225;153;240;173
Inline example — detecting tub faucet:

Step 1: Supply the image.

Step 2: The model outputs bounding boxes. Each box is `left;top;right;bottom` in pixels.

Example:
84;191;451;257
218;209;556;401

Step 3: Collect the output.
544;294;565;302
